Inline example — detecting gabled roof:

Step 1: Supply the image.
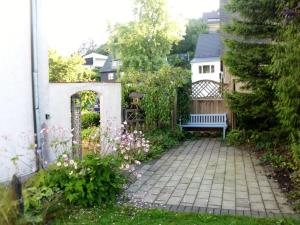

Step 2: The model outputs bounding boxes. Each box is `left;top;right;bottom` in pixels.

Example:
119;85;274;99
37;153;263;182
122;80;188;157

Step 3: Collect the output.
83;52;108;60
100;55;120;73
193;33;222;59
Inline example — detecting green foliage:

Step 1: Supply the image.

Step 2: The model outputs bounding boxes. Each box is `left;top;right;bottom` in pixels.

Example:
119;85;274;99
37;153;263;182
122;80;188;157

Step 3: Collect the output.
108;0;184;71
46;155;125;207
52;205;299;225
271;3;300;167
49;49;96;82
171;18;208;57
22;170;64;224
142;128;185;160
81;111;100;129
80;91;97;111
96;43;110;55
82;126;99;141
122;66;191;129
226;129;246;146
0;185;17;225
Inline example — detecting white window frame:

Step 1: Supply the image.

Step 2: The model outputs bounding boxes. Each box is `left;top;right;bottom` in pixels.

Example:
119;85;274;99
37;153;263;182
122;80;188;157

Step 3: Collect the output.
108;73;114;80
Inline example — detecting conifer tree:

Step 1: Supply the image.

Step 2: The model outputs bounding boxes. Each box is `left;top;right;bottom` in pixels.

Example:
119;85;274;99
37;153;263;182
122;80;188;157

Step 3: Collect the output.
272;1;300;165
223;0;281;136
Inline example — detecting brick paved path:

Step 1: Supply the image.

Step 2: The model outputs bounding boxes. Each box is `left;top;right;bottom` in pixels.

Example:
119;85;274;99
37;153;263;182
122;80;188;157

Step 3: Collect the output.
126;138;295;216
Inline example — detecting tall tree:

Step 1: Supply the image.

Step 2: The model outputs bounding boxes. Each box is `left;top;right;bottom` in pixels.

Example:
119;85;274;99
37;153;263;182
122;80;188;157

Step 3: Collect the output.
223;0;280;134
48;50;96;82
108;0;184;71
272;1;300;165
171;18;208;56
78;39;98;56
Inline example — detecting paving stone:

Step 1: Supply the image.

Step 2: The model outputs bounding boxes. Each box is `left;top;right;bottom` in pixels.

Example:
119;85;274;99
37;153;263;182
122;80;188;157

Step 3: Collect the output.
177;183;189;190
199;184;211;192
210;190;223;198
182;195;196;204
208;197;222;206
167;196;182;205
264;201;279;210
194;198;209;207
197;191;210;198
157;193;171;202
126;139;294;216
186;188;198;195
236;192;248;199
223;192;235;201
172;189;186;197
222;201;235;210
251;203;265;212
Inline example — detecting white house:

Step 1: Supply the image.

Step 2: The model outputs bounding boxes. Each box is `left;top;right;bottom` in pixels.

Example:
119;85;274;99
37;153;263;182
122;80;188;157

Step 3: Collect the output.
191;33;222;83
0;0;121;183
83;53;108;69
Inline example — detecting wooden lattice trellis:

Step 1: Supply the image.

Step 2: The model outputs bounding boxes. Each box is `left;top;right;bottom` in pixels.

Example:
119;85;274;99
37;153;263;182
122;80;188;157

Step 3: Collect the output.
192;80;229;99
125;109;145;123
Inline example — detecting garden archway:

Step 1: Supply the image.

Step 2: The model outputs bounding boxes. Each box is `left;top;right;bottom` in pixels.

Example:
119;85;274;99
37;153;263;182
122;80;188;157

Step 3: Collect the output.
46;82;121;161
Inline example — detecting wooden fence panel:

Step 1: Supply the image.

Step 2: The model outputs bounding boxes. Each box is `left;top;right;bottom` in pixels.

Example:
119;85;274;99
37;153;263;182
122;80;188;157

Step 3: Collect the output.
191;99;233;127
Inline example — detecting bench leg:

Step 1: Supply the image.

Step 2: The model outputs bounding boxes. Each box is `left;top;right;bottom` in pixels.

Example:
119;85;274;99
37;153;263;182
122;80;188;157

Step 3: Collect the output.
223;127;226;140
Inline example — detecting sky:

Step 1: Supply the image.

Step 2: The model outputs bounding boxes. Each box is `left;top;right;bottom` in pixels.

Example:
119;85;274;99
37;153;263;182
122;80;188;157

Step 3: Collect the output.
46;0;219;55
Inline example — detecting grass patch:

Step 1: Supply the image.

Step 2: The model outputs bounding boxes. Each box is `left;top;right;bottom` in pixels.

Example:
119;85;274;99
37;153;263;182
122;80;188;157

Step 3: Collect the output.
52;205;298;225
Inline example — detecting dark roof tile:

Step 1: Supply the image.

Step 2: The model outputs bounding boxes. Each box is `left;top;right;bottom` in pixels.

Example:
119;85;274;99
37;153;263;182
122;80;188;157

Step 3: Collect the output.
194;33;222;58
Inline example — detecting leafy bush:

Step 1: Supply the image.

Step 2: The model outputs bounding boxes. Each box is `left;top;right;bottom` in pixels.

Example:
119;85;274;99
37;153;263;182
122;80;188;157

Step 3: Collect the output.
226;129;246;146
82;126;99;141
121;66;191;129
143;127;185;160
0;185;17;225
46;154;125;206
81;112;100;129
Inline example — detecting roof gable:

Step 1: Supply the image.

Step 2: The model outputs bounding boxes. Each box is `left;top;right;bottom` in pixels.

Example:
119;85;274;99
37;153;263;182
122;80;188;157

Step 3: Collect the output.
194;33;222;59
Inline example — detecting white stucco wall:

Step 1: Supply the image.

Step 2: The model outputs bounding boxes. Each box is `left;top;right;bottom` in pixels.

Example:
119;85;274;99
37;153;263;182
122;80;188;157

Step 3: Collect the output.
0;0;122;183
46;82;122;161
0;0;36;182
191;57;221;83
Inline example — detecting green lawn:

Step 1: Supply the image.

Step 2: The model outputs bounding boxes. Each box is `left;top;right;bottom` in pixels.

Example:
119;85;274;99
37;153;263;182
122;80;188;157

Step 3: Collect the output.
52;205;298;225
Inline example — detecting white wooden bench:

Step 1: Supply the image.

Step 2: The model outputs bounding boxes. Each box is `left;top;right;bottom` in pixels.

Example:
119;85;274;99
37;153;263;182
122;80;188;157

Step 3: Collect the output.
180;114;228;139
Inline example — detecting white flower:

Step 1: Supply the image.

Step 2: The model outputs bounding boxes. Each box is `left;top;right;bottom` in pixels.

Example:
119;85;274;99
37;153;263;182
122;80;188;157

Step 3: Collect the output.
124;155;129;160
133;130;138;134
62;154;68;158
69;159;74;165
57;162;61;167
134;160;141;165
125;164;130;169
64;162;68;167
69;171;73;175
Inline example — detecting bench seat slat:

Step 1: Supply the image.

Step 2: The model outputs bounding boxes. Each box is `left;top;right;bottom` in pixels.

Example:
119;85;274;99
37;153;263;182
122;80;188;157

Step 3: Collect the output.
180;113;227;139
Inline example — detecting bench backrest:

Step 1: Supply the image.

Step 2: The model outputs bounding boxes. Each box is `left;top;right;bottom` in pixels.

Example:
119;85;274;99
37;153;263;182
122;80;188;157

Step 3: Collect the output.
188;114;227;124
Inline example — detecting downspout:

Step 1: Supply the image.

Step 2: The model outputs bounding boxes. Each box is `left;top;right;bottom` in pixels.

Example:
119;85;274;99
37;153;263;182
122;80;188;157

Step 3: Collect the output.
30;0;42;171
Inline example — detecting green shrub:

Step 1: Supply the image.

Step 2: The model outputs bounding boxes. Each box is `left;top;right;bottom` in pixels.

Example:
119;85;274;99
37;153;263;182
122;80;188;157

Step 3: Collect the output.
0;185;17;225
81;112;100;129
226;129;246;146
46;154;125;206
143;128;185;160
82;126;99;141
23;171;64;224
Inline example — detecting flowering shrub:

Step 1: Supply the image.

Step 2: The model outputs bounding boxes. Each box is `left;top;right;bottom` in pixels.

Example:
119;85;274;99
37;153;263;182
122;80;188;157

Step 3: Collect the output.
116;122;150;173
45;153;124;206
